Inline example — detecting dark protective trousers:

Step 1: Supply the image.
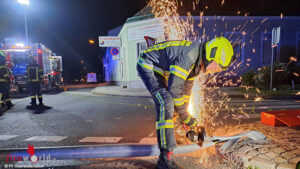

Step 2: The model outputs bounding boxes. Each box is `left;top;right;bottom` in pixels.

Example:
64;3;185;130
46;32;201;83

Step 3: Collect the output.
29;83;42;104
0;83;11;106
137;64;177;150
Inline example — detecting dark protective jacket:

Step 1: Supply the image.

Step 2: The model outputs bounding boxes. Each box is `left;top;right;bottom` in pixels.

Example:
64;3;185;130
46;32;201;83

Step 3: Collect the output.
138;40;206;123
0;51;10;85
26;63;43;83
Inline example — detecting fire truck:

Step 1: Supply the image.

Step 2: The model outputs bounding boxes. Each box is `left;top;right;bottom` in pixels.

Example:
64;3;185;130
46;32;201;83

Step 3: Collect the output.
2;39;63;93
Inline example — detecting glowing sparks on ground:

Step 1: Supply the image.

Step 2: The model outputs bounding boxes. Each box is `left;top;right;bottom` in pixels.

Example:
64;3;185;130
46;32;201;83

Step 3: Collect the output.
254;96;263;102
275;69;284;72
293;72;300;77
290;56;297;62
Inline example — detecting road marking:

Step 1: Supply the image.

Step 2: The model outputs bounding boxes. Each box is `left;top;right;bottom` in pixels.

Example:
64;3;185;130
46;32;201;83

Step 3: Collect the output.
113;117;122;120
24;136;67;142
86;120;94;123
66;91;92;96
79;137;123;143
138;137;157;144
0;135;18;141
12;97;30;103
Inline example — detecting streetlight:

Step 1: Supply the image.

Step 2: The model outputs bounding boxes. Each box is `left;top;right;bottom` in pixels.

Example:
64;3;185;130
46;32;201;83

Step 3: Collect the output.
17;0;30;45
89;39;95;45
17;0;30;5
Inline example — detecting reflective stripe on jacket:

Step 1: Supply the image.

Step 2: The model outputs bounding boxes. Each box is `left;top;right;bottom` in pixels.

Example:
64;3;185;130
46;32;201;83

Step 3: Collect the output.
26;64;43;83
0;65;10;84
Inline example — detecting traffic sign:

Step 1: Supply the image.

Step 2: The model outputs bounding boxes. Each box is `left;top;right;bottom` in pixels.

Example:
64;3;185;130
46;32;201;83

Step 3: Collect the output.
110;48;119;56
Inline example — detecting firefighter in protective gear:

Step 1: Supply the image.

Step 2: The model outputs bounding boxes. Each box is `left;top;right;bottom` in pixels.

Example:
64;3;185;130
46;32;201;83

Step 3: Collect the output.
137;37;234;169
0;50;14;109
26;57;44;106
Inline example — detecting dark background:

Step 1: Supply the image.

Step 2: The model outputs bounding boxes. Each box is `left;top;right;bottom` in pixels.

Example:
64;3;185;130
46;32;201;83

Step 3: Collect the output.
0;0;299;82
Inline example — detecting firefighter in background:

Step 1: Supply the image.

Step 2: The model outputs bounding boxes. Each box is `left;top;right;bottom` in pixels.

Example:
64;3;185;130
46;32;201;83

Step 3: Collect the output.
137;37;234;169
0;49;14;109
26;57;44;106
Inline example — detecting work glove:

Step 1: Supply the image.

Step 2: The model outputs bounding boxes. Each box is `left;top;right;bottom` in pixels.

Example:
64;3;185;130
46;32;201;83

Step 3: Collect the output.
182;115;198;128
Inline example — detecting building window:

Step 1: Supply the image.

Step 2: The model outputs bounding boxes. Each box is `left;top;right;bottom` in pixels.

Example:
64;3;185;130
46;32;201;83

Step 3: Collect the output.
137;42;147;58
136;42;148;78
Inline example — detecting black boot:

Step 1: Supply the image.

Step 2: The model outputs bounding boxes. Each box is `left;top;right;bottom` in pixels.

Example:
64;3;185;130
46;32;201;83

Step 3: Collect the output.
38;97;44;106
157;149;183;169
0;103;6;110
6;101;14;108
31;98;37;106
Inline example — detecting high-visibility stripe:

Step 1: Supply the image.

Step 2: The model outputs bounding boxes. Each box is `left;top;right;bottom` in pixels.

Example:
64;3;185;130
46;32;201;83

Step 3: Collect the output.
0;79;8;82
170;65;189;80
155;92;165;121
160;129;166;148
5;99;10;102
184;95;191;103
174;97;184;106
170;65;189;75
144;40;192;53
156;119;174;129
138;57;170;79
184;115;193;124
0;66;6;69
31;96;36;98
153;66;164;77
38;95;43;98
137;57;153;71
3;74;9;77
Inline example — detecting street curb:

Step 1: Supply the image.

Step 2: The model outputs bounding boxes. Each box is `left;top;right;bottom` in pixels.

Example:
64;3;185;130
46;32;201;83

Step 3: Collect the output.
90;91;152;98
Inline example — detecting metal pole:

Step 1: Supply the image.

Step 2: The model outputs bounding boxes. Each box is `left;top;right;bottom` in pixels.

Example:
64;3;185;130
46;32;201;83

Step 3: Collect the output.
24;8;29;45
270;46;274;92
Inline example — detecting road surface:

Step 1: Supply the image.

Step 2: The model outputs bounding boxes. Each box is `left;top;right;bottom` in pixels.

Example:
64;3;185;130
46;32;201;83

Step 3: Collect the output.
0;88;299;168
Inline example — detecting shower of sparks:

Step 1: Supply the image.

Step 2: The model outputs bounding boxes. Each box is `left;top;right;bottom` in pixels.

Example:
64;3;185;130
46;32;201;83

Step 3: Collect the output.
221;0;225;5
261;18;268;23
149;0;196;41
296;91;300;95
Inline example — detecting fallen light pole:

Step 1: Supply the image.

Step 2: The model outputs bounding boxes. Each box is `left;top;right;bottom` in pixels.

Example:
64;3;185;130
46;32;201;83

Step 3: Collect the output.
0;131;265;160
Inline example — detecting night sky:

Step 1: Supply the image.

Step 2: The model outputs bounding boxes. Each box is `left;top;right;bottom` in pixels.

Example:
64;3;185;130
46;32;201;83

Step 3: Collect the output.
0;0;299;82
0;0;146;82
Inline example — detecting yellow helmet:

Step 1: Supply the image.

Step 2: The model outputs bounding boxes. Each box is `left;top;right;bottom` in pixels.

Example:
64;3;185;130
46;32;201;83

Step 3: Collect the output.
205;37;234;69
